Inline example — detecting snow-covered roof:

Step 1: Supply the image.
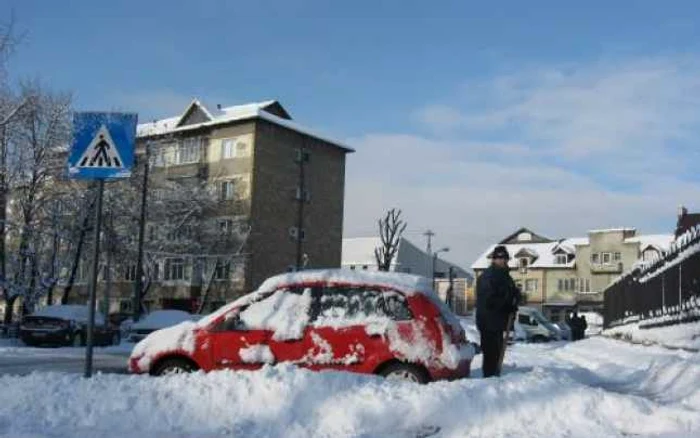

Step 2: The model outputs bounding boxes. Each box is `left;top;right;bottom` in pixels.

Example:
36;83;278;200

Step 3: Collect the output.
589;228;636;234
471;238;586;270
136;99;353;152
624;234;674;252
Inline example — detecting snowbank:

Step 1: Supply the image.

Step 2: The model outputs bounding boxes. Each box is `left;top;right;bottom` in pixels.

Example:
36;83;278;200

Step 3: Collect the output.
2;345;699;438
604;320;700;350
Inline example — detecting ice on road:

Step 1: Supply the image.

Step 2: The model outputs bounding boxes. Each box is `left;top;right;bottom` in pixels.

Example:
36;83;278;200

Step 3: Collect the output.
1;336;699;438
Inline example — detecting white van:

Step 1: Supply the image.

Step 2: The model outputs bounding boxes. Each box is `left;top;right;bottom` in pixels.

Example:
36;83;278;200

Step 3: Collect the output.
516;307;561;342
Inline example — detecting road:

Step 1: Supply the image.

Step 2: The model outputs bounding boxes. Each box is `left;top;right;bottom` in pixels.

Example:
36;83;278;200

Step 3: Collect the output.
0;340;130;375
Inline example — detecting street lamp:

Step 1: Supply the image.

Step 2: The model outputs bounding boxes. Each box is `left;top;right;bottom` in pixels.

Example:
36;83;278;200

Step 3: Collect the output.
432;247;450;291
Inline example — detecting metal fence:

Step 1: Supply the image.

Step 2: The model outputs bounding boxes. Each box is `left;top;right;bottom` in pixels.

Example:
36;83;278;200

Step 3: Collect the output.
603;225;700;329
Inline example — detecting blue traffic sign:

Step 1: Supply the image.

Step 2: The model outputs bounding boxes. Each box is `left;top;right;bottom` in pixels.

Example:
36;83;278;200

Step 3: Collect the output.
68;112;137;179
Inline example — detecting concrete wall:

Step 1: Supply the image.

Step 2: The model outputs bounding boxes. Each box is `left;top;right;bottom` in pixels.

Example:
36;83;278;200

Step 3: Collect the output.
249;120;346;290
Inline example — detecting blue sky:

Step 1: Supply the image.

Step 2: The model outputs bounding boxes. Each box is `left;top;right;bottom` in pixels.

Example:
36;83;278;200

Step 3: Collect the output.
5;0;700;265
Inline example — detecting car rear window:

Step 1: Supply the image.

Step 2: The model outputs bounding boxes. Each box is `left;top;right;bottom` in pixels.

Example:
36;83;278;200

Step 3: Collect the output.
310;287;412;324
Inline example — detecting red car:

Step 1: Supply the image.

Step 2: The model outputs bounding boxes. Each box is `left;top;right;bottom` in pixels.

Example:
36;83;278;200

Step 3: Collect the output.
129;270;474;383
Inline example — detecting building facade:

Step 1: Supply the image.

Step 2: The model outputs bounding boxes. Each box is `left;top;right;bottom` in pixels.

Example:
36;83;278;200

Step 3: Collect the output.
68;99;352;314
471;227;673;323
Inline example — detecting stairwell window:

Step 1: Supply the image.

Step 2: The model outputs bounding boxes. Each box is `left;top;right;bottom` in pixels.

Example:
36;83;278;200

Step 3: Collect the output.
222;138;250;159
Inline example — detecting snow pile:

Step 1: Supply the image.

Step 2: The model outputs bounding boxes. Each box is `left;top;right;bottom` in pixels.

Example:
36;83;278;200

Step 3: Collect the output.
240;345;275;364
2;344;700;438
239;289;312;341
131;322;197;371
604;320;700;350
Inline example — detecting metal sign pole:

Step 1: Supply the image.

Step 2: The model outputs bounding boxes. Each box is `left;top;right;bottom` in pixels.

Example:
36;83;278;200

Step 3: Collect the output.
85;179;105;378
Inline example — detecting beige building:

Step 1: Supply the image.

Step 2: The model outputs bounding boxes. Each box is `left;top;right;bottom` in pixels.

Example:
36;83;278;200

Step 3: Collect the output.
69;99;352;314
471;227;673;323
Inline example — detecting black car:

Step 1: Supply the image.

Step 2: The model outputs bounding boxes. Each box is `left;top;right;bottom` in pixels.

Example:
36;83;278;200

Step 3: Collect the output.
20;305;120;347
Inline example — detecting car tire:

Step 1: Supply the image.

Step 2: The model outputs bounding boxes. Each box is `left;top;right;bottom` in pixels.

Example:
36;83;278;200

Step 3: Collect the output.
379;362;429;384
153;358;198;376
531;335;548;343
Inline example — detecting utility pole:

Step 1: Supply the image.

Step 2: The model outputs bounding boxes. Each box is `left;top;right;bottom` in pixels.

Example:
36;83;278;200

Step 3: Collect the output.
424;229;434;255
132;141;150;322
295;144;309;270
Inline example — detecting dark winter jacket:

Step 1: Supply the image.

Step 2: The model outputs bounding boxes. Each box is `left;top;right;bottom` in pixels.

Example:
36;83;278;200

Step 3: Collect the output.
476;265;520;332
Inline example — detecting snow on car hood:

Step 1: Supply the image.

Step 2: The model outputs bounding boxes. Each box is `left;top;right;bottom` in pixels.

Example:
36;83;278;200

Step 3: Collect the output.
131;321;198;371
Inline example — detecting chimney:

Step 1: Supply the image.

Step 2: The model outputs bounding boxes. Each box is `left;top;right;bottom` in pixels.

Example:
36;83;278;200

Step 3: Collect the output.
678;205;688;219
216;104;222;110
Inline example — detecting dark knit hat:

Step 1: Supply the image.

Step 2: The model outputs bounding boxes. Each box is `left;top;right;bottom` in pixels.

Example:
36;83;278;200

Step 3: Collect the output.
491;245;510;260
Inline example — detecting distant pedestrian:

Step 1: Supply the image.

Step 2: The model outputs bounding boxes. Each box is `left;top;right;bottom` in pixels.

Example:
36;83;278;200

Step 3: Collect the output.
579;315;588;340
476;245;520;377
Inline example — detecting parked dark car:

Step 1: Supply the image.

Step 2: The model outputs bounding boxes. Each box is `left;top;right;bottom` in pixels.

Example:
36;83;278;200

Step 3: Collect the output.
20;305;120;347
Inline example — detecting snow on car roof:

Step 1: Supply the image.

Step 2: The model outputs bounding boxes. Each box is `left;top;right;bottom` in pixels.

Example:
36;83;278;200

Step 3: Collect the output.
32;305;105;324
197;269;450;329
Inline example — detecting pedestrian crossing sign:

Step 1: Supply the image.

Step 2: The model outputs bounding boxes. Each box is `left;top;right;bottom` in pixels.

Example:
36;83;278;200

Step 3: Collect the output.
68;112;137;180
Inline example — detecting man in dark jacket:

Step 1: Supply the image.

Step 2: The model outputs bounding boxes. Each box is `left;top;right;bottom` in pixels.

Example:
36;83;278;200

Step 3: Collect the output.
476;245;520;377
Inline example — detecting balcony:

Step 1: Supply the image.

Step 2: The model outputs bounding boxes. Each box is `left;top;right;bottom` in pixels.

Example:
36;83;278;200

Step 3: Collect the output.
590;262;623;274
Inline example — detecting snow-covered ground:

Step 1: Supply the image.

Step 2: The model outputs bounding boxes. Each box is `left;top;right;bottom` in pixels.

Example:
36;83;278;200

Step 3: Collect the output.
604;320;700;351
1;335;699;437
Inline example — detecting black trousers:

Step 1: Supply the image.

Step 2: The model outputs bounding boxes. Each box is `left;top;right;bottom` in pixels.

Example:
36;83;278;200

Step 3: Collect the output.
480;329;504;378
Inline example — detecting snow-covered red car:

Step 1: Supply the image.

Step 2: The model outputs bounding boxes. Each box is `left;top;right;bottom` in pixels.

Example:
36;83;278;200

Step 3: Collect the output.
129;270;475;383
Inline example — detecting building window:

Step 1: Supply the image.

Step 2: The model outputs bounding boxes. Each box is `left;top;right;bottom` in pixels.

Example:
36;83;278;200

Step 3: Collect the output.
558;279;564;291
218;218;234;234
164;258;185;281
222;138;250;159
220;181;235;200
219;176;250;201
591;253;600;264
123;265;137;282
519;258;529;269
555;254;567;265
613;252;621;261
213;260;231;281
176;138;201;164
525;279;538;292
586;279;590;292
602;252;612;264
518;232;532;241
568;278;576;291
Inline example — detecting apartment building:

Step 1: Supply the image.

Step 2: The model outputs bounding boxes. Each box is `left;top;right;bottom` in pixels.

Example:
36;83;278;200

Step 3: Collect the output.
67;99;352;314
471;227;673;322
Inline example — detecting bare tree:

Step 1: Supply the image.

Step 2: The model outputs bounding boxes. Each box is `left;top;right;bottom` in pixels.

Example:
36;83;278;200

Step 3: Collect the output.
374;208;407;271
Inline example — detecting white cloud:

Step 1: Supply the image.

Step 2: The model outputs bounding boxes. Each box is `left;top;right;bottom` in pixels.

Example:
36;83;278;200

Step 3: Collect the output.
344;56;700;268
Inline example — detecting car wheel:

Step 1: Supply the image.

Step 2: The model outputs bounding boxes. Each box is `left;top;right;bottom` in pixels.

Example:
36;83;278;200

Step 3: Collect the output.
531;335;548;343
379;363;429;384
153;358;198;376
